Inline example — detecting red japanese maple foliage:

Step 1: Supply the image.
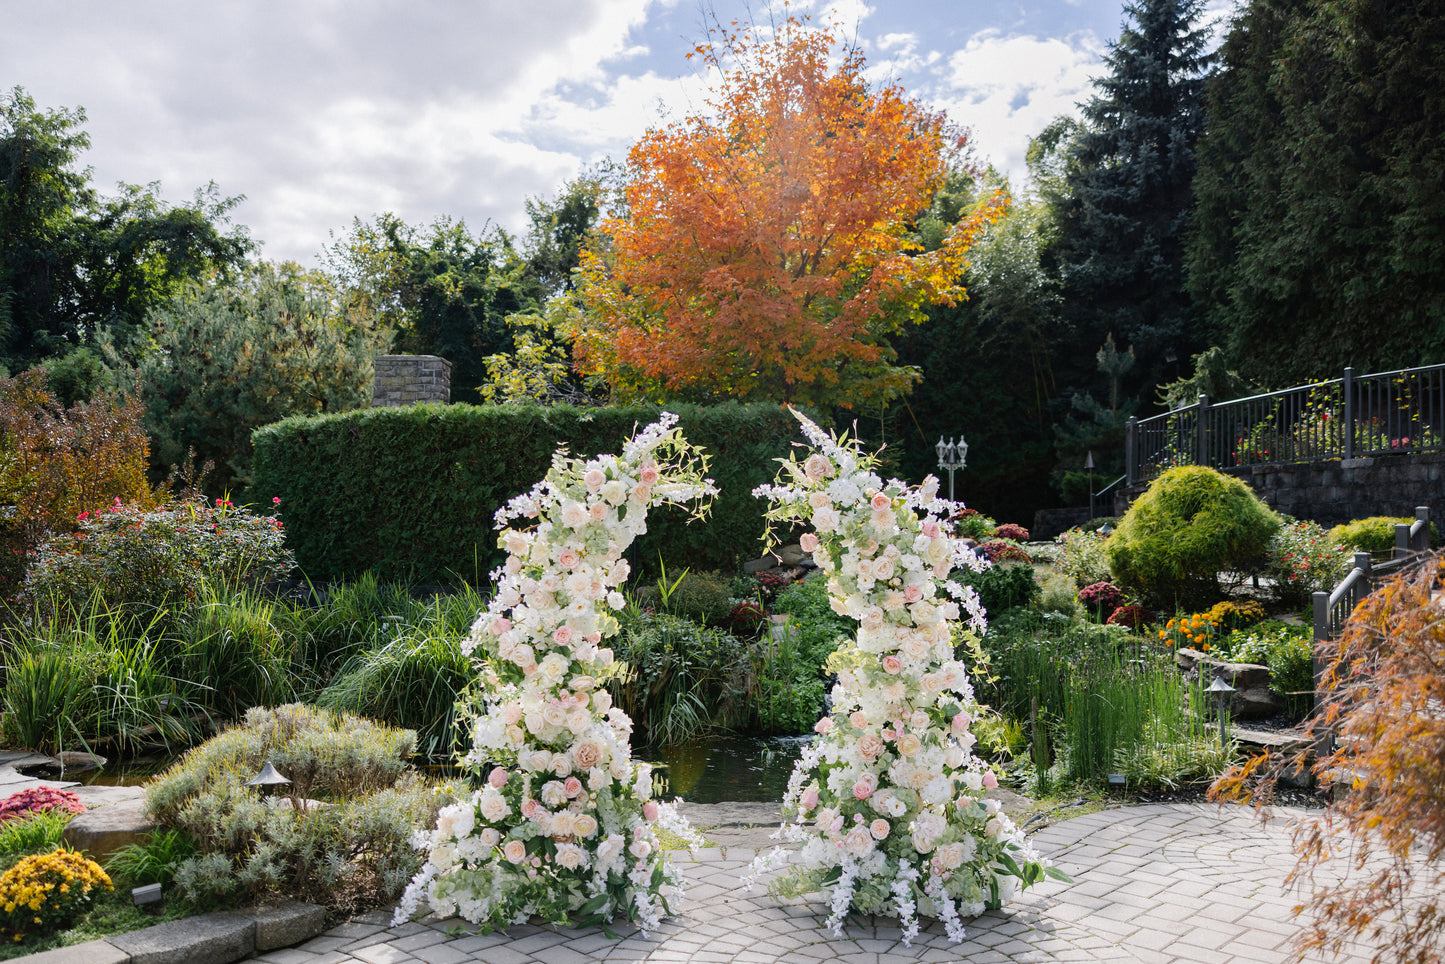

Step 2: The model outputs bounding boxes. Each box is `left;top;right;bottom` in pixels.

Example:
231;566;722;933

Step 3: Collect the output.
577;16;1004;407
1210;557;1445;964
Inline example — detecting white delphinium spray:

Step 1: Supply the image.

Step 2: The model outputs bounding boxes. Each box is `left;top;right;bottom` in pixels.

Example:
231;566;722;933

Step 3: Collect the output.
395;413;715;933
747;410;1065;944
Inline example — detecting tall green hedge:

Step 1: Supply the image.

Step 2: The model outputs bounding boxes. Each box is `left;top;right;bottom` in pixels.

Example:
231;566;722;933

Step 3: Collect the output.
251;402;815;583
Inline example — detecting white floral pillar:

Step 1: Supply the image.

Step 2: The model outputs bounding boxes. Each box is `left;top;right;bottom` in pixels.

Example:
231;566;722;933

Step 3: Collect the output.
396;413;714;932
749;411;1061;944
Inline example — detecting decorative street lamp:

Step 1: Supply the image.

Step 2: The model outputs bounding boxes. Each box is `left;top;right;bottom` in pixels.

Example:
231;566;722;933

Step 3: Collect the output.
935;435;968;502
1086;450;1096;519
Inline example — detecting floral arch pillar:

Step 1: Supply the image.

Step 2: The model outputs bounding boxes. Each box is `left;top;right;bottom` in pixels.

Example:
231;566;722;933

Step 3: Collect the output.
750;411;1063;943
396;413;714;932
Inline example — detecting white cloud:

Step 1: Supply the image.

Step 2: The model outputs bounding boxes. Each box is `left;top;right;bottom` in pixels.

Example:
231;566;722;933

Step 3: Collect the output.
927;29;1105;187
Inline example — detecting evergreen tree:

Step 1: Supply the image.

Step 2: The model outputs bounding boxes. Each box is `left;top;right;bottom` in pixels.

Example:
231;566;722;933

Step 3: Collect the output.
0;87;251;373
1187;0;1445;384
1046;0;1213;395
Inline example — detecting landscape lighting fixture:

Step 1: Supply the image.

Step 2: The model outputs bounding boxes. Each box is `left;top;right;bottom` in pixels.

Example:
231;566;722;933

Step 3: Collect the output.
1206;677;1236;747
935;434;968;501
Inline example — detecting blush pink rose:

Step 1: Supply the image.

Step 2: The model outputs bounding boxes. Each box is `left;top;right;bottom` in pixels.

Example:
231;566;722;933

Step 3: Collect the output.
814;717;835;734
983;770;999;789
881;655;904;675
800;788;819;810
799;533;820;552
853;781;873;801
488;768;509;788
643;801;659;822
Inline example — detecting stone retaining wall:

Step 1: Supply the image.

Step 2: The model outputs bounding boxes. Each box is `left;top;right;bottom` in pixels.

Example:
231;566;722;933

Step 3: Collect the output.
372;354;451;407
1115;450;1445;526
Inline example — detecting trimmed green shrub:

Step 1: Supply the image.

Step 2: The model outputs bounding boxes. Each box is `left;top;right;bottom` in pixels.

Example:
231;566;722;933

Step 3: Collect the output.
1221;621;1314;705
1329;515;1440;555
251;401;815;582
1107;466;1280;609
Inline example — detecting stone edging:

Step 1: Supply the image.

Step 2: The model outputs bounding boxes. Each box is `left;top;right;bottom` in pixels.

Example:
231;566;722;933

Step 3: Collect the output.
22;901;325;964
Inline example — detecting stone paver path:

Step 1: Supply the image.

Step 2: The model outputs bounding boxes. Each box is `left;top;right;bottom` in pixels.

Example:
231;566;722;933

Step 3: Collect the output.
253;803;1382;964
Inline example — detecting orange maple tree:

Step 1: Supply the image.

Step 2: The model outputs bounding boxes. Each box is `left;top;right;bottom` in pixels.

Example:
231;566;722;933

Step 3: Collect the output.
576;16;1005;407
1210;557;1445;964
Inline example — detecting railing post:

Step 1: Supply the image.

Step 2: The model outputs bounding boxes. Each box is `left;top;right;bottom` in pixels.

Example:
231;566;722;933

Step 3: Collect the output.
1396;521;1410;559
1125;416;1138;486
1311;589;1330;699
1196;394;1211;468
1343;366;1355;460
1353;551;1373;602
1414;505;1430;552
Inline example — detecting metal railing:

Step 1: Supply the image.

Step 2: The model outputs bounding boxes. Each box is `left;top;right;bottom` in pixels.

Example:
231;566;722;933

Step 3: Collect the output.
1311;507;1432;694
1126;363;1445;484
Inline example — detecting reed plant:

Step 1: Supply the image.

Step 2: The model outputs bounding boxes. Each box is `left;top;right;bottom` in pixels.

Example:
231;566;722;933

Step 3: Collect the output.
178;585;296;720
0;593;202;755
316;600;475;759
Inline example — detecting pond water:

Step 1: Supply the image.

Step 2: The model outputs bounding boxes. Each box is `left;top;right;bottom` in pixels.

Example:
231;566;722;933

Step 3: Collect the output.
34;737;813;806
644;734;814;804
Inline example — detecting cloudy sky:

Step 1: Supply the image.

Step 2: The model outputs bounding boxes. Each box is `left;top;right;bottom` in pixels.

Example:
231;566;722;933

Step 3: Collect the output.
4;0;1236;265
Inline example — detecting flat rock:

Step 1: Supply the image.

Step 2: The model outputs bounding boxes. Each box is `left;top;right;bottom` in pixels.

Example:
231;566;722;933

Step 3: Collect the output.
62;796;156;863
72;784;147;809
108;911;255;964
1175;647;1284;719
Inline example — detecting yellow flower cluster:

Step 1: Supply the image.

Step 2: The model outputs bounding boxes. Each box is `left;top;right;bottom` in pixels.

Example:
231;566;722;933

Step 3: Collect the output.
0;849;112;943
1159;612;1222;653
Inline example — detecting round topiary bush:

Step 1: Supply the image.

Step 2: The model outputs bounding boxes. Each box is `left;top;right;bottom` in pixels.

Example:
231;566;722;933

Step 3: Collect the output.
1107;466;1280;609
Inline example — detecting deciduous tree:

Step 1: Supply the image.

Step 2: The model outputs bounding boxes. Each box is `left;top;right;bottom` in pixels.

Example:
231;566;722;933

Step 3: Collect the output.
577;17;1003;408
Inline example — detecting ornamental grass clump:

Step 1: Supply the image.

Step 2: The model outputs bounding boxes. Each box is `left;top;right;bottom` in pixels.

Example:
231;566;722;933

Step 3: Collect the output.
0;849;112;944
747;412;1061;945
395;413;715;934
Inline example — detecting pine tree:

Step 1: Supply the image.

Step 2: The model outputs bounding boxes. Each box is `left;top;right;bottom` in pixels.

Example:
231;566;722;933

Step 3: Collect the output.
1047;0;1213;395
1186;0;1445;384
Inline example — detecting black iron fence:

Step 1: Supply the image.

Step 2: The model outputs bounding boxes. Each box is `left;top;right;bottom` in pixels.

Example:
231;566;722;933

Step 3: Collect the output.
1126;364;1445;485
1311;507;1432;694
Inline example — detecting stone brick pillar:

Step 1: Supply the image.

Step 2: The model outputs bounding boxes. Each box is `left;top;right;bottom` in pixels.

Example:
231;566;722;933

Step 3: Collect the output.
372;355;451;407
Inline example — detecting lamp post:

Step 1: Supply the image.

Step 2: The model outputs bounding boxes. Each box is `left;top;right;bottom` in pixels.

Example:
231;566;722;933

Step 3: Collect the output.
1085;450;1096;519
935;435;968;502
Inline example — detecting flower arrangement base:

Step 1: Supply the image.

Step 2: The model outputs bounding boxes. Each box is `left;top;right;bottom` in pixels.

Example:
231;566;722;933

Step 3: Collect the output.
746;411;1066;945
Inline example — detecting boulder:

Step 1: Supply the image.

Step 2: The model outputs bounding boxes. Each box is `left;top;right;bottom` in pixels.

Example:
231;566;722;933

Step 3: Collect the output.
62;796;156;863
1174;647;1283;719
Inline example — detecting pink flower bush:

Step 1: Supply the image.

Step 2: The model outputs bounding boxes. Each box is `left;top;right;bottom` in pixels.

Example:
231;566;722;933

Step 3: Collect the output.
746;411;1059;944
395;414;715;932
0;787;85;823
